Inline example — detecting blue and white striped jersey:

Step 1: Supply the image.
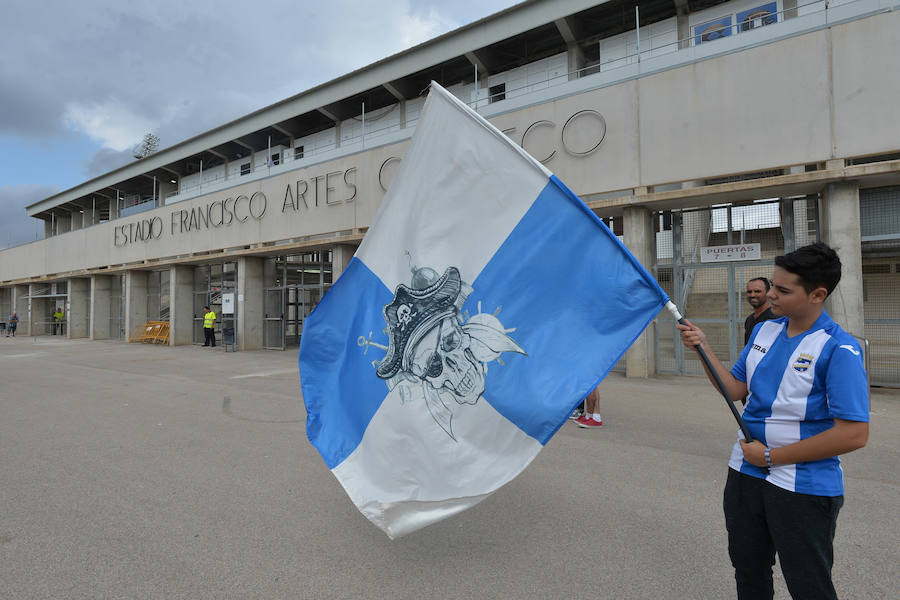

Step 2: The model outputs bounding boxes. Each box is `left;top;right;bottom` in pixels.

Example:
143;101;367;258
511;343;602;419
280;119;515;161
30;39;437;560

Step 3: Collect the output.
729;311;869;496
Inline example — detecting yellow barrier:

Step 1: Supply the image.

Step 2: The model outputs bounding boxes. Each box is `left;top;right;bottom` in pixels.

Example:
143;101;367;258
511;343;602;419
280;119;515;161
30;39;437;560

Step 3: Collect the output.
128;321;170;344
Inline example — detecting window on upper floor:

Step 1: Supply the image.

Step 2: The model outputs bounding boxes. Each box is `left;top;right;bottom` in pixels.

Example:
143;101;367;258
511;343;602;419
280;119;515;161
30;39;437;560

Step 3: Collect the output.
240;162;251;176
294;145;304;160
271;153;280;166
489;83;506;104
738;3;778;32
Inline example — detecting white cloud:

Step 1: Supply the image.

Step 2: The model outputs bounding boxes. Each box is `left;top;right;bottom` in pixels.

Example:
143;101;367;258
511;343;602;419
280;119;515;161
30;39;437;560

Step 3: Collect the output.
398;7;455;48
64;99;156;152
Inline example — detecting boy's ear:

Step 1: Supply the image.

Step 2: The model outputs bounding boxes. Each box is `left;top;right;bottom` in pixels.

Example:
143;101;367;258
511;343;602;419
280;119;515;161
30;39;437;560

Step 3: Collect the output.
809;286;828;304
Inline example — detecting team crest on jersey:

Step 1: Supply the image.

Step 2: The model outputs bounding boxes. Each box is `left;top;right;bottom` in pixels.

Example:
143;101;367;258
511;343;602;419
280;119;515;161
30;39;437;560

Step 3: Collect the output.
792;353;815;373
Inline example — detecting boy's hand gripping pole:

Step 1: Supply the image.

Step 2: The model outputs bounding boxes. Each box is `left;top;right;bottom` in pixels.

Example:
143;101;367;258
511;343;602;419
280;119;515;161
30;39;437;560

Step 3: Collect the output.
665;301;755;442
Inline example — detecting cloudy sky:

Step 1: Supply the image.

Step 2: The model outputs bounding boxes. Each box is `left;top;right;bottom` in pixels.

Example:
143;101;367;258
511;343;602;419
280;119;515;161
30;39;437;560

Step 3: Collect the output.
0;0;521;248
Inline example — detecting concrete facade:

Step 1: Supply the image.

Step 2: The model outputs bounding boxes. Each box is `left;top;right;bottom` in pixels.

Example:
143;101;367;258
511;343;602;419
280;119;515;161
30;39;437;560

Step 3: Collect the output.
67;278;90;339
237;257;264;351
124;271;149;340
169;266;193;346
1;1;897;378
623;206;656;378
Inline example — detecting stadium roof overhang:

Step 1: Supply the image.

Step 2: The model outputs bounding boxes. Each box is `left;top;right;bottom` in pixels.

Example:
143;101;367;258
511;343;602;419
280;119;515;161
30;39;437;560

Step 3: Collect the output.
28;0;727;219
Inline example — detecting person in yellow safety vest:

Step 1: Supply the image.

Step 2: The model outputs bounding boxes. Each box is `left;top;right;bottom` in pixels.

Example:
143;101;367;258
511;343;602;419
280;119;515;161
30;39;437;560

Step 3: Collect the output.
53;307;65;335
202;306;217;347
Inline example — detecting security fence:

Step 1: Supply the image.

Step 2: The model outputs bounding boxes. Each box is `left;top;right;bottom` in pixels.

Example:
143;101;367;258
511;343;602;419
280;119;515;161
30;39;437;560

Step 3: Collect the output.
861;185;900;387
654;198;815;375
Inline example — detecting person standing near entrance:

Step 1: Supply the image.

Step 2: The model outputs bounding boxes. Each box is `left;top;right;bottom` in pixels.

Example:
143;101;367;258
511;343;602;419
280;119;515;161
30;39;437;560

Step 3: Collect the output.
202;306;216;347
744;277;777;345
6;312;18;337
677;242;869;600
53;306;65;336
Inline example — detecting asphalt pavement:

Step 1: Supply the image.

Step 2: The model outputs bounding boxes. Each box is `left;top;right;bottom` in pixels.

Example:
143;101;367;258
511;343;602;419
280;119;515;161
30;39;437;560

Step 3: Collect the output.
1;335;897;599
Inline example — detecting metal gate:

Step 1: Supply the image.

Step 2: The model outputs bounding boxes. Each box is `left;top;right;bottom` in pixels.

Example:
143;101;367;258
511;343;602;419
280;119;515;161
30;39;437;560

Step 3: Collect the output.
263;287;285;350
193;263;237;346
655;199;813;375
860;185;900;386
193;291;209;345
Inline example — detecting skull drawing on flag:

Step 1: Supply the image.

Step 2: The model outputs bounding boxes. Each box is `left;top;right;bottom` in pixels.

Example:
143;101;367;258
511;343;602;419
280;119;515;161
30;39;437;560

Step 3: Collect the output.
361;264;526;440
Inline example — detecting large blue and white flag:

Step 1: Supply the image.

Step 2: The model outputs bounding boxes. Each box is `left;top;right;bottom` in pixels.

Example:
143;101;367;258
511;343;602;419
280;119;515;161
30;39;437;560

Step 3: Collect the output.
299;82;669;538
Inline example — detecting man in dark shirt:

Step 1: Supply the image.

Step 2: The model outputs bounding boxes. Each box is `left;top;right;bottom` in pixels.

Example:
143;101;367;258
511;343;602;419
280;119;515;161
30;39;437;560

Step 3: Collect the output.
743;277;778;345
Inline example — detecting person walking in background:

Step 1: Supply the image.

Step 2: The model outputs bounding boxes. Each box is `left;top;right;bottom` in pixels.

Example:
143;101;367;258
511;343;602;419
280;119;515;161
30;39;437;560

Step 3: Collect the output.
6;312;18;337
202;306;216;347
744;277;777;345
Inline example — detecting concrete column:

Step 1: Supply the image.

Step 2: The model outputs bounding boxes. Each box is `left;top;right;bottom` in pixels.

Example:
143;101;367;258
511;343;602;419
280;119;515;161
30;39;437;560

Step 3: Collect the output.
237;256;264;350
623;206;657;378
0;288;9;323
676;10;691;49
90;275;112;340
124;270;149;339
12;285;28;326
169;266;194;346
27;284;44;336
566;43;585;80
67;278;90;338
820;182;864;336
332;244;358;278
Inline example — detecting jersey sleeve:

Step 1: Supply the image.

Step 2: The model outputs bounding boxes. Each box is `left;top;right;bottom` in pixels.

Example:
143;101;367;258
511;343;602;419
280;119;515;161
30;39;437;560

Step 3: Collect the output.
825;339;870;422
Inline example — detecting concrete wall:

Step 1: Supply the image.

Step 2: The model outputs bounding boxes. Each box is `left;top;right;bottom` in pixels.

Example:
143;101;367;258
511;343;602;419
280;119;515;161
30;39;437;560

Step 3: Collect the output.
67;278;90;338
237;257;264;350
169;266;193;346
821;181;865;336
90;275;112;340
124;271;149;338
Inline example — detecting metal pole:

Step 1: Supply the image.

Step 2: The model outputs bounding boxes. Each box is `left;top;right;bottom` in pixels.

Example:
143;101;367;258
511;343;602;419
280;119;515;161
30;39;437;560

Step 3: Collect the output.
267;135;271;169
474;64;479;110
666;301;755;442
635;6;641;61
361;102;366;149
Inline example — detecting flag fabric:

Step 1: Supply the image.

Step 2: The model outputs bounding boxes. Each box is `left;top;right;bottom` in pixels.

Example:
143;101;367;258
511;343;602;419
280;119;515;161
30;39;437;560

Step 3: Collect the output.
299;82;669;538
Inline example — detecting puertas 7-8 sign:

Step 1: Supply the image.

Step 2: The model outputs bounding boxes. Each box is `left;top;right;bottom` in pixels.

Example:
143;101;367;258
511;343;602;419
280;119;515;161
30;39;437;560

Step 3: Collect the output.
700;243;761;263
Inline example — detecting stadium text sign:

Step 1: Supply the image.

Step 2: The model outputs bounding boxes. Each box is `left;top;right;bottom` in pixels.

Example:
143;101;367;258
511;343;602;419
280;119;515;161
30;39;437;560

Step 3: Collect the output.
700;243;761;263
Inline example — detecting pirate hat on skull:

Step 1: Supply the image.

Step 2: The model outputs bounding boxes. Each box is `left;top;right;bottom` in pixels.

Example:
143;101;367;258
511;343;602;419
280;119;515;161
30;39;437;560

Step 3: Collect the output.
376;266;467;380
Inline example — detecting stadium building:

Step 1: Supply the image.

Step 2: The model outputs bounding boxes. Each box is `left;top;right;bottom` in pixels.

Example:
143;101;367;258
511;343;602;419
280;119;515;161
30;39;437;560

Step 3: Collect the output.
1;0;898;385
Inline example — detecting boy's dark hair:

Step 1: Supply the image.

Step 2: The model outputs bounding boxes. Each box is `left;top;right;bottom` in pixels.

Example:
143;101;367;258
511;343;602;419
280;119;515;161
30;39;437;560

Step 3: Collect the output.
774;242;842;296
747;277;771;291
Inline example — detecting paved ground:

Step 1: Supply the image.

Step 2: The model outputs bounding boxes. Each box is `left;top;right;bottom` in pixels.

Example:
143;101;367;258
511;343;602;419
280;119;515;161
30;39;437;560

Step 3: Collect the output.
0;335;897;599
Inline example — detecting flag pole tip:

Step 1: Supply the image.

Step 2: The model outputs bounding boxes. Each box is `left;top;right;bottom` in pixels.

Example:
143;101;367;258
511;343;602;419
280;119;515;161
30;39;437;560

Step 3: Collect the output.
664;301;683;322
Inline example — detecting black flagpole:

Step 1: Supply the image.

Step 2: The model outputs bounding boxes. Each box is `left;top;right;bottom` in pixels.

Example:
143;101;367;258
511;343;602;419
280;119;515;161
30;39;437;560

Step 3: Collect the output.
665;302;755;442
